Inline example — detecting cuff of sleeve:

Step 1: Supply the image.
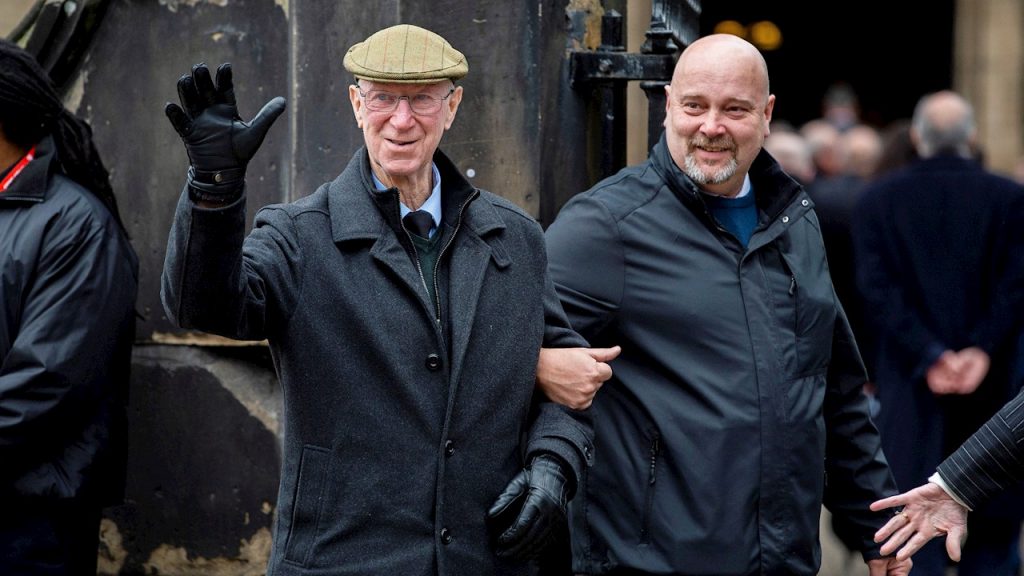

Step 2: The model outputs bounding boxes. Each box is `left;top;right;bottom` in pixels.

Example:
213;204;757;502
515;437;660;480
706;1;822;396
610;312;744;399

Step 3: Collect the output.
528;438;584;481
930;472;973;511
187;166;245;204
912;343;948;381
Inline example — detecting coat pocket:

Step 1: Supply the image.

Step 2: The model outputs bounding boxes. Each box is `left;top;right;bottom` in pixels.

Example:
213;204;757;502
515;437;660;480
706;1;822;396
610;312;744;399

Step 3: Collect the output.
763;247;837;376
282;445;331;566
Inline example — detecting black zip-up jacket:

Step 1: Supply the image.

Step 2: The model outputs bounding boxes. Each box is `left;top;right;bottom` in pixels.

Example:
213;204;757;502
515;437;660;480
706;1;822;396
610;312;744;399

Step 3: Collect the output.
546;135;897;575
0;135;138;506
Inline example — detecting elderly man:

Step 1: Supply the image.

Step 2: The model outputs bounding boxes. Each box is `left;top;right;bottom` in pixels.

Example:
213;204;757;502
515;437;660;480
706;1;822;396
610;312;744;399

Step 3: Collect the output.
161;24;606;575
539;34;910;575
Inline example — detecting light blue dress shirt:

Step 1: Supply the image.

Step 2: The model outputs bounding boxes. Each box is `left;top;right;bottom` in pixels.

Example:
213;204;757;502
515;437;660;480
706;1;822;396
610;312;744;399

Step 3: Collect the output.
372;163;442;238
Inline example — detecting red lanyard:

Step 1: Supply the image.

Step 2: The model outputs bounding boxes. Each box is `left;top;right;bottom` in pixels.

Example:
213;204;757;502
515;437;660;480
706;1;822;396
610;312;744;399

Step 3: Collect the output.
0;146;37;192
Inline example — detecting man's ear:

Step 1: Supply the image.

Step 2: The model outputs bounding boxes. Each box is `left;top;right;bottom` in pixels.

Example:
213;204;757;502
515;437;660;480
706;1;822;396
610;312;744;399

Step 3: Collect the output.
663;85;672;128
348;84;364;128
443;85;463;130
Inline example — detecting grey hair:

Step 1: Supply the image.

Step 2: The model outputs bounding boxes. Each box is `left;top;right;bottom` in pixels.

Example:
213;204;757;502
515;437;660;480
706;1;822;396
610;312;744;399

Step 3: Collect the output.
911;91;976;158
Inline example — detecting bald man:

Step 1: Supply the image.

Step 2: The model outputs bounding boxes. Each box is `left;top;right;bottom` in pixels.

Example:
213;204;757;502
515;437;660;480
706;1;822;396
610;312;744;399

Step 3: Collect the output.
854;90;1024;576
538;34;909;575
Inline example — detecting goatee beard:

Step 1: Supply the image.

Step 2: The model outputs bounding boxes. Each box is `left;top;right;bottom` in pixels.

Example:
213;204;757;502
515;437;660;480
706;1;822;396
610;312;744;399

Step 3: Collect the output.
683;154;738;185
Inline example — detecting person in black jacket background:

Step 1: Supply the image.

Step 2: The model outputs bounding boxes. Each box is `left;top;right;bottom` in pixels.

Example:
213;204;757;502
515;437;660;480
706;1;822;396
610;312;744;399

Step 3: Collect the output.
853;90;1024;576
0;40;139;574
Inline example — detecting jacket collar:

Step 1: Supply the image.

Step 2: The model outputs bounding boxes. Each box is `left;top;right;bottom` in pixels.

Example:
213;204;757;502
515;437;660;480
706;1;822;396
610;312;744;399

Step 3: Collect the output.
0;135;55;204
909;153;981;173
649;131;813;233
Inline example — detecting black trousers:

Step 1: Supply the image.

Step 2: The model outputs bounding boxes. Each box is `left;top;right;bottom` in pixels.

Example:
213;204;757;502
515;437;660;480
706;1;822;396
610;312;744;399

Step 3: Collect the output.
0;499;102;575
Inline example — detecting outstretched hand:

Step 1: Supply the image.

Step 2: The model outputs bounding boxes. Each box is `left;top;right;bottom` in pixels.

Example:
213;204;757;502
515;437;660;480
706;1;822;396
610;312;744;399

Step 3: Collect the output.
165;63;286;201
870;481;968;562
866;556;912;575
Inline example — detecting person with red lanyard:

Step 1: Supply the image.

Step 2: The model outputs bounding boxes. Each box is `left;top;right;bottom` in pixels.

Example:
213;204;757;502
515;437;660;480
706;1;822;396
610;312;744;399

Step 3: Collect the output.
0;39;138;574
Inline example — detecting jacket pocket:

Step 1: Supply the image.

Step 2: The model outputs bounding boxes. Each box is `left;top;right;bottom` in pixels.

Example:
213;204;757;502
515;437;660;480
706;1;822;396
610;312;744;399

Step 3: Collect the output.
783;251;836;374
764;247;836;376
283;445;331;566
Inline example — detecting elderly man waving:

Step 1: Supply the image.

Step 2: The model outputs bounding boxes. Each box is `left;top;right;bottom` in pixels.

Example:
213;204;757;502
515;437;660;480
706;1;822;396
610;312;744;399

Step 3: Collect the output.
161;24;612;576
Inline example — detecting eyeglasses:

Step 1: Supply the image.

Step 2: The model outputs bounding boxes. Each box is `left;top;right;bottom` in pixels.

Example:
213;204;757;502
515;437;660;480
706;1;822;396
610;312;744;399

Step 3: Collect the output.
357;86;455;115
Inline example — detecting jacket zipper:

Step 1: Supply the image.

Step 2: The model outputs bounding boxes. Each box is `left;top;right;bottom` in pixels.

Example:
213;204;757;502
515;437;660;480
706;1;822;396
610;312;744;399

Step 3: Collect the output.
402;227;430;306
640;433;661;542
430;189;479;323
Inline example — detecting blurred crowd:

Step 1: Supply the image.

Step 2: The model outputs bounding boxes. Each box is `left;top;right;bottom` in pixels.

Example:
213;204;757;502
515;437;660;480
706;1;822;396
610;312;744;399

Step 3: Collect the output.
768;83;1024;576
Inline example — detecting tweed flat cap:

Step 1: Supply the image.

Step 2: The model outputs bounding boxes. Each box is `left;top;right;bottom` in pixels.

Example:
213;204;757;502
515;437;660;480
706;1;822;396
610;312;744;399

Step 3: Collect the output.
344;24;468;83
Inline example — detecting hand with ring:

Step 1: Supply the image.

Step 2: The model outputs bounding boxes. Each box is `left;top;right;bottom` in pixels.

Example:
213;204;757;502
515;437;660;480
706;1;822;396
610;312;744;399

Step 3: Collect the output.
870;482;969;561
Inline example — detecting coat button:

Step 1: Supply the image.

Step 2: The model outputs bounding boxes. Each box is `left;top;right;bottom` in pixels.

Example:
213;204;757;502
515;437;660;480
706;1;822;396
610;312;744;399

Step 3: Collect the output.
781;215;790;223
445;439;455;457
441;527;452;544
426;354;441;371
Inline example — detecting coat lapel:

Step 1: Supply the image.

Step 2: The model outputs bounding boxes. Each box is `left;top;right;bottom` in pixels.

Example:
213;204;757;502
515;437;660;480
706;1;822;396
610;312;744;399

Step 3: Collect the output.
325;147;514;383
445;197;509;387
327;150;436;318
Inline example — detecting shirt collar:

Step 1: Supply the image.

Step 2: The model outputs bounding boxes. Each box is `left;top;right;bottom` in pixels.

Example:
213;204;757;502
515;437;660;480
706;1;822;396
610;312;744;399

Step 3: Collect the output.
735;173;753;198
371;162;442;227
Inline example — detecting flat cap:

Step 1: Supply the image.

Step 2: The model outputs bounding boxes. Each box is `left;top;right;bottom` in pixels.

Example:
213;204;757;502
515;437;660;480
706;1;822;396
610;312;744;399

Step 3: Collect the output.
344;24;468;84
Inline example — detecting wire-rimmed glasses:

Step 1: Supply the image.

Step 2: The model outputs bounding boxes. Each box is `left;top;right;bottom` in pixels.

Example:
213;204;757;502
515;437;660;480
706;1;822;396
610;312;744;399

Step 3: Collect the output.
357;86;456;115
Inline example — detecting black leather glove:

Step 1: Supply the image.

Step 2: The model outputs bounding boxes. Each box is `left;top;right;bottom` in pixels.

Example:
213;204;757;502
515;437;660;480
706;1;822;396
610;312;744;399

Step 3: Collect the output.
164;62;286;203
487;453;576;561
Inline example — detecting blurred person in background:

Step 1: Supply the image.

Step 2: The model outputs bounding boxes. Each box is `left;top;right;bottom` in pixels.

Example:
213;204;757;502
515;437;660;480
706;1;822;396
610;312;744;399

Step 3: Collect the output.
805;121;883;384
875;119;919;177
764;129;816;185
853;90;1024;576
842;124;883;181
801;118;845;180
821;81;862;133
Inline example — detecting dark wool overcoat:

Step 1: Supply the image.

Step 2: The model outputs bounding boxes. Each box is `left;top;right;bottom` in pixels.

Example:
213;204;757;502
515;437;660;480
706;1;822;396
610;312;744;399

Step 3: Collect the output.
854;155;1024;516
162;147;591;576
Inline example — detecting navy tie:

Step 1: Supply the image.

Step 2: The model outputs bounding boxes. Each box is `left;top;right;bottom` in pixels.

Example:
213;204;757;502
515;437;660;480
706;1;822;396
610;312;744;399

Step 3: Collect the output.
403;210;434;238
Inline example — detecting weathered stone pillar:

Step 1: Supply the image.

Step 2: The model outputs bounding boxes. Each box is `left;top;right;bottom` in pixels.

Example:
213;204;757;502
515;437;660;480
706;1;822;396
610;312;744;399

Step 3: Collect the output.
955;0;1024;175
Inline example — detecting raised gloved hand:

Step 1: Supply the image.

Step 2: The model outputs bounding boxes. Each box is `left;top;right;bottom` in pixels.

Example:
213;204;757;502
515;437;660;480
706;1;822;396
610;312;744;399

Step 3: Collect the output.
164;62;286;203
487;453;576;561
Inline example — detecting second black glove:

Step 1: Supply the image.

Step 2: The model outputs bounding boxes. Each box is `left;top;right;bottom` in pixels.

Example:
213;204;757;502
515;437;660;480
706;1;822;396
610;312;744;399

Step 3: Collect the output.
486;453;576;562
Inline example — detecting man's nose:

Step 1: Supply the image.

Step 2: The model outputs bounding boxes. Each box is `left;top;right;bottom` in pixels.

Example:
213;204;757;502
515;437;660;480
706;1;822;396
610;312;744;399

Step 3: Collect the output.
700;110;727;135
390;98;416;126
